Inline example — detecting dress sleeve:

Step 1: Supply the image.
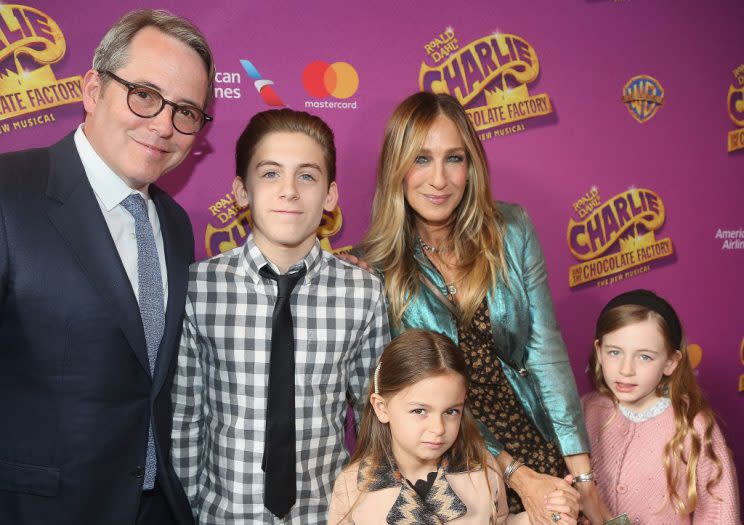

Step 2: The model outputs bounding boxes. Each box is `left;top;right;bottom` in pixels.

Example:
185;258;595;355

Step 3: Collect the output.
489;455;510;524
691;417;741;524
328;467;356;525
517;206;590;456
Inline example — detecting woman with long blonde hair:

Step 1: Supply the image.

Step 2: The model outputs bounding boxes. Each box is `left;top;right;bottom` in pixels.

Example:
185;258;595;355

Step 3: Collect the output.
353;91;611;525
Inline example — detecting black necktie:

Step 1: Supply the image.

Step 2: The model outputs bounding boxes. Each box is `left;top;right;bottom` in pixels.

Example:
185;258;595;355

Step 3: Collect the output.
259;264;307;518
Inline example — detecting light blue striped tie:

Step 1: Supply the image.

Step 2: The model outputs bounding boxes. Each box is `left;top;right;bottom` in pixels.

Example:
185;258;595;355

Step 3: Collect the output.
121;193;164;490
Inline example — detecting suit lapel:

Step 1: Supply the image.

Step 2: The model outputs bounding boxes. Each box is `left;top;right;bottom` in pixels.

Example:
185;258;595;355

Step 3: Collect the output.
45;133;151;376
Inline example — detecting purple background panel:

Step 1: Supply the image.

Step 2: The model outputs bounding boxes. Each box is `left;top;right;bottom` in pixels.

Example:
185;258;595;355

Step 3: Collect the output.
2;0;742;513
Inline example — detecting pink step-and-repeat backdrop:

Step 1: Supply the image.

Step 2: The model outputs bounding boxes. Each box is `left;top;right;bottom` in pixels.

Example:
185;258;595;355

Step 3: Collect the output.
2;0;742;507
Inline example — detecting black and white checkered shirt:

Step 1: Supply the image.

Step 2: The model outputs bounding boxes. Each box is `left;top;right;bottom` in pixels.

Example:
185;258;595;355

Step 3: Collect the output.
171;236;390;524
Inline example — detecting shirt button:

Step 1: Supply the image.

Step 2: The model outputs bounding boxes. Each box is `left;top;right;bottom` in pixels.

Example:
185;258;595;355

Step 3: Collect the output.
130;466;145;478
517;367;528;377
617;484;627;494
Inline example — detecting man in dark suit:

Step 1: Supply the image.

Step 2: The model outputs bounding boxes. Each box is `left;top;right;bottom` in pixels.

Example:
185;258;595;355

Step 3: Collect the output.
0;9;214;524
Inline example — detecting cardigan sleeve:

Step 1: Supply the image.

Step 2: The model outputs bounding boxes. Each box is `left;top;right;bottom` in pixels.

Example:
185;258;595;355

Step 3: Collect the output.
516;205;590;456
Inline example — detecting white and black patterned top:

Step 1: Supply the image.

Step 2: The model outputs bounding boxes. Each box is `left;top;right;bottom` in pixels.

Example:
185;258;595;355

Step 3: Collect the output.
171;236;390;524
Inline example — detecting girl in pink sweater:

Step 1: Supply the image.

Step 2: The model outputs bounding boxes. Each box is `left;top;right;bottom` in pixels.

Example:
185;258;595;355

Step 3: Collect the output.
330;329;580;524
582;289;740;525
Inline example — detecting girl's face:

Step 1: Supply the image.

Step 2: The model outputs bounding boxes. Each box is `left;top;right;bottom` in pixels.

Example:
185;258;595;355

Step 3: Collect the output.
595;318;681;412
371;371;466;480
402;115;468;233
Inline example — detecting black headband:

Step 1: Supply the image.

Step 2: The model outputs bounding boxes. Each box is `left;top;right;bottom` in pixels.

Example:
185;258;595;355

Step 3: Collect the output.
599;289;683;349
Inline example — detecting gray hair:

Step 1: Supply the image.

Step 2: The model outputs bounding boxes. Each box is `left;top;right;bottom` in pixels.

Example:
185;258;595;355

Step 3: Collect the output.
92;9;215;107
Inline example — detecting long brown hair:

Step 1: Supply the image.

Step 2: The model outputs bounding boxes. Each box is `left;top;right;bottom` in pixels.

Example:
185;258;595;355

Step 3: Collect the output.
358;92;506;326
589;295;723;514
346;329;496;521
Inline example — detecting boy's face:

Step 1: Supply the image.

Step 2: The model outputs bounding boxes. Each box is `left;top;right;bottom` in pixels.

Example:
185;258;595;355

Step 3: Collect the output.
233;131;338;262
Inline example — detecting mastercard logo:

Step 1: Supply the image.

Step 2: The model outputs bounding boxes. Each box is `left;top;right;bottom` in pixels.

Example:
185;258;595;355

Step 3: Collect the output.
302;61;359;99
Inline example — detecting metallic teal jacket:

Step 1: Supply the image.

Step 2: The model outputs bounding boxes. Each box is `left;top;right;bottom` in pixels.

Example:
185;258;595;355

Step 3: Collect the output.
391;202;590;457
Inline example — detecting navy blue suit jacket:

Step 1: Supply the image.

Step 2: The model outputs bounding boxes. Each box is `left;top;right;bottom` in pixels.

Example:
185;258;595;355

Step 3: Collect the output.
0;133;195;524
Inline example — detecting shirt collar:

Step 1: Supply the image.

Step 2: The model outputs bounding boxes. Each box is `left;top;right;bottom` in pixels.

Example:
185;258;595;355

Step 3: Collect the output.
74;124;148;210
356;458;468;524
619;396;671;423
240;234;324;284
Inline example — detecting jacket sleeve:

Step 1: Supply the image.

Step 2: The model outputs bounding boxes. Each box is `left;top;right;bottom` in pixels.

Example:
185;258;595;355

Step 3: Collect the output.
0;197;7;322
691;417;741;524
171;291;205;514
517;206;590;456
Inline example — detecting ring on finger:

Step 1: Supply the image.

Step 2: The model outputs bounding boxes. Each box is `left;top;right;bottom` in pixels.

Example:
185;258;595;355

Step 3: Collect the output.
551;512;562;522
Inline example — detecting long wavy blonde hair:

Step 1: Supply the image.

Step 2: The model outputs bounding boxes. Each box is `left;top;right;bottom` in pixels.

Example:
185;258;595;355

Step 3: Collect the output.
359;92;506;326
589;303;723;515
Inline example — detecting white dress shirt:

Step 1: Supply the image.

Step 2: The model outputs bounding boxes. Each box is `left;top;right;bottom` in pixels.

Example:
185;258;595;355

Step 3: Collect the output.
73;125;168;302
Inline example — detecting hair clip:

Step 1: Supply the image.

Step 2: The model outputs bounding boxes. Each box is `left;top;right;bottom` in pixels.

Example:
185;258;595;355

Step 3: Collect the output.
373;361;382;395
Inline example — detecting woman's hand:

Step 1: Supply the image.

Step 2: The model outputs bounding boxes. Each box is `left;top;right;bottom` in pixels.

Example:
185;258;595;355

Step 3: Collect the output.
335;252;372;272
508;466;577;525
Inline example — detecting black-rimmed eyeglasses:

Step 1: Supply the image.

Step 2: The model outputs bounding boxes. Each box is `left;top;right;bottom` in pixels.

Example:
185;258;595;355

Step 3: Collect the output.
101;70;213;135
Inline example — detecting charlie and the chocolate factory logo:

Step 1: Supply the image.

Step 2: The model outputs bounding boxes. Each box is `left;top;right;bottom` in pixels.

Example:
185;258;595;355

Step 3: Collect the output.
567;187;674;288
0;5;82;135
418;28;552;140
727;64;744;153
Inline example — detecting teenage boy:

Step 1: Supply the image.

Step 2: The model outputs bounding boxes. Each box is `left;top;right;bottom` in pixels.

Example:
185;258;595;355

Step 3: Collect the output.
171;109;390;524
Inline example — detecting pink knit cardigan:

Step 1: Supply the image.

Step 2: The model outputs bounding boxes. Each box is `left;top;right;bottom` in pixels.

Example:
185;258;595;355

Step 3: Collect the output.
581;392;741;525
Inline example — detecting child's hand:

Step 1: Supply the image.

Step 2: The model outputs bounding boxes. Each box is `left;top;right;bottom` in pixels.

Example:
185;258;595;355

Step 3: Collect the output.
572;476;612;525
542;475;580;524
508;467;574;525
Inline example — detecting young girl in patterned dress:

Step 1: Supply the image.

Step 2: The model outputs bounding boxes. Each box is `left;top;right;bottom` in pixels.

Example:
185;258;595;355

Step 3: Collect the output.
582;289;740;524
329;329;580;524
